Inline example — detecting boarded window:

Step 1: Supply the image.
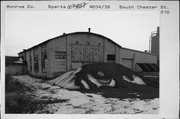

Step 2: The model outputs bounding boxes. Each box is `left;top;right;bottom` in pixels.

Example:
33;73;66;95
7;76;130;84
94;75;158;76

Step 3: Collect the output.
55;51;67;59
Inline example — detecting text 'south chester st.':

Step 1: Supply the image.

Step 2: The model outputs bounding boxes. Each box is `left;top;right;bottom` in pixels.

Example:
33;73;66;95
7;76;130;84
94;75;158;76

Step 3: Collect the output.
5;2;169;14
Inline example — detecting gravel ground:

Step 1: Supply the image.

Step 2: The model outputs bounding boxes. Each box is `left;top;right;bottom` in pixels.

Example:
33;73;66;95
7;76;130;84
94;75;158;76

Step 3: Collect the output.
8;75;159;114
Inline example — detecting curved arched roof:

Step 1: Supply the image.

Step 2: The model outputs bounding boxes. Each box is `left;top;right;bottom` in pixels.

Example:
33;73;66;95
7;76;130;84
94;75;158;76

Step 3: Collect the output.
24;32;122;51
19;31;157;56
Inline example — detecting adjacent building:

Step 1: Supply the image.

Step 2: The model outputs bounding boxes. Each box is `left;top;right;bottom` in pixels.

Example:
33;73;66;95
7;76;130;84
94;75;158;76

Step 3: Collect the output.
19;29;158;78
5;56;26;76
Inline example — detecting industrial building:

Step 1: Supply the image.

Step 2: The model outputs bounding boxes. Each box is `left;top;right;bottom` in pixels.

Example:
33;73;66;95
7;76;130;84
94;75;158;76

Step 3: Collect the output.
19;29;158;78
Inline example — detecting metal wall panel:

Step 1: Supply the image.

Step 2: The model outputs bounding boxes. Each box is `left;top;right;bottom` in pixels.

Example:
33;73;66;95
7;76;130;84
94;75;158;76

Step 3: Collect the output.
121;58;133;69
71;44;103;63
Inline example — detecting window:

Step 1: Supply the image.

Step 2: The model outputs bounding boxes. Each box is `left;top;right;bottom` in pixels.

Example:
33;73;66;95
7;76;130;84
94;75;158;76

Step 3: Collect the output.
107;54;115;61
55;51;67;59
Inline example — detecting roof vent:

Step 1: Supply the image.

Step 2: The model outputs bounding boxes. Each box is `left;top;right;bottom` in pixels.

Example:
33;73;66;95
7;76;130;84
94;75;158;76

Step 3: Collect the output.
88;28;91;32
63;33;66;35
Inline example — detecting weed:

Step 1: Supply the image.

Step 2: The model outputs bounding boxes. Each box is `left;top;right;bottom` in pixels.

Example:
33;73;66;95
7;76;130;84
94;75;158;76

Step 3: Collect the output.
5;76;45;113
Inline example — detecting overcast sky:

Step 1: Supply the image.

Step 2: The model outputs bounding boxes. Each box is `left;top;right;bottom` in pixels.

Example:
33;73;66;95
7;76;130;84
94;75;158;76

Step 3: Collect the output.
5;11;159;56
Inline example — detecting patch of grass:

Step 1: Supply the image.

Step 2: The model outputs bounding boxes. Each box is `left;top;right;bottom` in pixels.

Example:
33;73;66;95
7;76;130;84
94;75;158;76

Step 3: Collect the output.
5;93;45;113
5;76;45;113
5;76;33;93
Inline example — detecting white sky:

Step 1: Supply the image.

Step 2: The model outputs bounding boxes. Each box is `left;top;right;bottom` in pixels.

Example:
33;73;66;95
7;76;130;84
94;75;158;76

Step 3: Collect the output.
5;11;159;56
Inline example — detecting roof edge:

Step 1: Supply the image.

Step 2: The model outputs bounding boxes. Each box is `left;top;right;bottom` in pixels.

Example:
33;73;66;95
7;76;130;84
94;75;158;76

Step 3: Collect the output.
19;32;122;53
121;47;158;56
17;32;157;57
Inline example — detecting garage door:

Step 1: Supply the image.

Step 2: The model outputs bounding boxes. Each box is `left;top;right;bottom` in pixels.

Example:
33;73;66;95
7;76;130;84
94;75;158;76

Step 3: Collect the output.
121;59;133;70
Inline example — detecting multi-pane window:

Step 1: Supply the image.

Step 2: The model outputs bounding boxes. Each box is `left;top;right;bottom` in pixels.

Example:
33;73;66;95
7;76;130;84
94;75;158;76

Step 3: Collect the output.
55;51;67;59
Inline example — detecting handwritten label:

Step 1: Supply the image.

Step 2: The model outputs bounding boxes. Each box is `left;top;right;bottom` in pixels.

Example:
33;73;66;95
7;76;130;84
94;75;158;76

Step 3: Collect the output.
48;2;88;10
67;2;88;9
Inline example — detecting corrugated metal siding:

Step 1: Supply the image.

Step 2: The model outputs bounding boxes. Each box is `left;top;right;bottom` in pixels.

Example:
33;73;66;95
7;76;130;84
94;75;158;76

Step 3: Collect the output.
48;36;67;77
41;44;48;73
121;58;133;69
104;39;116;62
120;48;157;71
115;46;121;64
20;32;158;78
25;44;50;78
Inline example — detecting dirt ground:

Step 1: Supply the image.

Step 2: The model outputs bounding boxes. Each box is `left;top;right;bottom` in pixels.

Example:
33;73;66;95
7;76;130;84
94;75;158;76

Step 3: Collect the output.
5;75;159;114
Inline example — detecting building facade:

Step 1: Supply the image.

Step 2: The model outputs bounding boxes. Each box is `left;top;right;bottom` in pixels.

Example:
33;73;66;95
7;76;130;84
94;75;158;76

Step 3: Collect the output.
19;31;158;78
